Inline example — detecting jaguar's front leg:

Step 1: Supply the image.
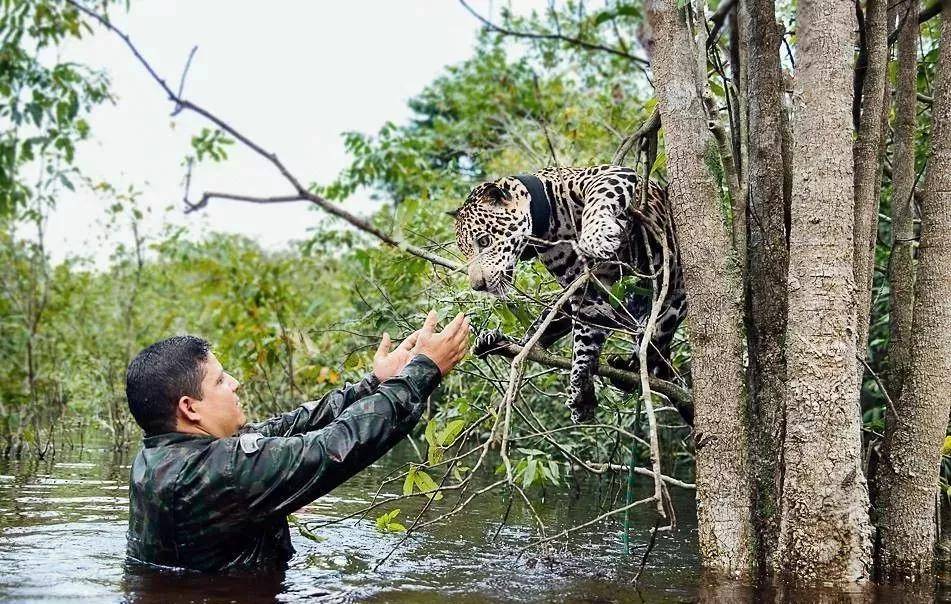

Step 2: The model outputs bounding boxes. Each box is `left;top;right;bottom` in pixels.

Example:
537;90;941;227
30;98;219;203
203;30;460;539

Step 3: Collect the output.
577;197;625;261
566;320;608;423
472;309;573;358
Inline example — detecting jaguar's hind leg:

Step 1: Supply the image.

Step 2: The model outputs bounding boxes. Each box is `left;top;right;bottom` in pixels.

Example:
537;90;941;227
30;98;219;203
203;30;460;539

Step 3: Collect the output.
566;320;607;423
608;285;687;381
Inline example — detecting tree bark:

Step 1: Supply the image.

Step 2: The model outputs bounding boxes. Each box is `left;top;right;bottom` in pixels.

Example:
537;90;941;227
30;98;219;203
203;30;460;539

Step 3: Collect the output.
774;0;873;586
877;3;951;583
743;0;789;571
646;0;754;579
885;0;919;401
853;0;890;374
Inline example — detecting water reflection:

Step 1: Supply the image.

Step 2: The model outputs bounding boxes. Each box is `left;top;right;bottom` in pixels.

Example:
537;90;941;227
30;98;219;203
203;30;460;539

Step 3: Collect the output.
121;562;289;604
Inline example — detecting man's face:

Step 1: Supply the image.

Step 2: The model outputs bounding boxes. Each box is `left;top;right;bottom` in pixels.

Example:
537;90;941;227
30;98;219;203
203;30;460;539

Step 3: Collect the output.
191;353;245;437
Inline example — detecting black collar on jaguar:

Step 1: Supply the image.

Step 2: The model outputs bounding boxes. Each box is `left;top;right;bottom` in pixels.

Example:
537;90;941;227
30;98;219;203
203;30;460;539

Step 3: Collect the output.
514;174;552;260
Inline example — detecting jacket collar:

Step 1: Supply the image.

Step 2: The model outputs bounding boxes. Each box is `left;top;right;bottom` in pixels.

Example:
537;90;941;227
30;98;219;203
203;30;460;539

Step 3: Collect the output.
142;431;215;448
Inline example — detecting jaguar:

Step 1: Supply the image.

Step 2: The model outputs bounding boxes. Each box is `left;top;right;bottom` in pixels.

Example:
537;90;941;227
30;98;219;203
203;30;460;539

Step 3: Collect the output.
450;164;687;422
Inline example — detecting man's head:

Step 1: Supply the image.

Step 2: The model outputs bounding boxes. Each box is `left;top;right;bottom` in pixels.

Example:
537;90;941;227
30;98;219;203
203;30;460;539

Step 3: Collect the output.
126;336;244;438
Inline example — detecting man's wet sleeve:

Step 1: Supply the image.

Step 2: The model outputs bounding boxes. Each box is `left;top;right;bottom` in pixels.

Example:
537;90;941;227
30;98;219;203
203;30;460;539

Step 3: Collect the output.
229;355;441;520
238;372;381;437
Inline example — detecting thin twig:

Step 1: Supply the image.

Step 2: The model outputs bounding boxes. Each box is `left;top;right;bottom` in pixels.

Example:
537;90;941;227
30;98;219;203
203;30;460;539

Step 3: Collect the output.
458;0;650;66
516;495;656;556
499;272;590;481
171;45;198;116
68;0;464;272
612;109;661;166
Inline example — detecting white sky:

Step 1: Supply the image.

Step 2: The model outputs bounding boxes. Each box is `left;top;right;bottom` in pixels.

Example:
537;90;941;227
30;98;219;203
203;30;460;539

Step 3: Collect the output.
46;1;545;266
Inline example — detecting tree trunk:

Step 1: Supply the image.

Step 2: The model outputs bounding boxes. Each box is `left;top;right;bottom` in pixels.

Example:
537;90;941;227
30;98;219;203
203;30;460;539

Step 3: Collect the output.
645;0;754;579
885;0;919;401
743;0;789;570
877;3;951;583
853;0;890;373
774;0;873;585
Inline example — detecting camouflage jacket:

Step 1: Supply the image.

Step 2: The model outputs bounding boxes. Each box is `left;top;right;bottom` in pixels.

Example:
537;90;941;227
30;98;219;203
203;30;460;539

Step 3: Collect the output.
126;354;441;572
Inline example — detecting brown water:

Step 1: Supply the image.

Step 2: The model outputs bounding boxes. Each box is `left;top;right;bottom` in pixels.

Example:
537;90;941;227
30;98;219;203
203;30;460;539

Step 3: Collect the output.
0;434;946;603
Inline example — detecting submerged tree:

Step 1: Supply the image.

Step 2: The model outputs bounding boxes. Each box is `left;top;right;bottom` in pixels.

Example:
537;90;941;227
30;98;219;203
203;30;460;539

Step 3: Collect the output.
877;0;951;583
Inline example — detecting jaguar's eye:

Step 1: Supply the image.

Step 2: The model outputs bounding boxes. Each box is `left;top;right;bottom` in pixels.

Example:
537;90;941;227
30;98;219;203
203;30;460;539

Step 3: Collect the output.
475;234;492;249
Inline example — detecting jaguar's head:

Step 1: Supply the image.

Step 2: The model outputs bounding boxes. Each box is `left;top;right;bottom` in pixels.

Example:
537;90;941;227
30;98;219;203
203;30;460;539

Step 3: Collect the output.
450;177;532;297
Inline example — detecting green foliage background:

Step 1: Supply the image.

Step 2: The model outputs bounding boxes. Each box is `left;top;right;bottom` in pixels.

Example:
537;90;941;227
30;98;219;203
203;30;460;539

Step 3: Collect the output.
0;1;942;502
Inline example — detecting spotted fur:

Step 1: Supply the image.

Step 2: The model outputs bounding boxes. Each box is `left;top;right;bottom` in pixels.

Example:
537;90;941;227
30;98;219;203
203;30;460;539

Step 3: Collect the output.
452;164;686;422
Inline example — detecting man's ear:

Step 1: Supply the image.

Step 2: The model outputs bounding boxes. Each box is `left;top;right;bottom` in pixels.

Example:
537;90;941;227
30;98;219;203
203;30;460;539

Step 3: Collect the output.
178;396;201;423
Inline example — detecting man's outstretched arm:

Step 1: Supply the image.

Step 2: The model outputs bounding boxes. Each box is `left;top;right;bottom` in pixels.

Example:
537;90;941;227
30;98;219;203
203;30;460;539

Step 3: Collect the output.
227;354;442;520
237;329;424;438
237;372;380;438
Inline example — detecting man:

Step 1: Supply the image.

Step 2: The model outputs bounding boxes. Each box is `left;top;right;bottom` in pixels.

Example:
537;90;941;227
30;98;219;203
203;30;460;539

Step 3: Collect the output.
124;310;470;572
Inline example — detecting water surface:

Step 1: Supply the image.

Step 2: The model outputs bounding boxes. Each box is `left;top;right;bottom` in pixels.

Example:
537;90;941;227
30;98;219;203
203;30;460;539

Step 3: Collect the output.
0;433;945;603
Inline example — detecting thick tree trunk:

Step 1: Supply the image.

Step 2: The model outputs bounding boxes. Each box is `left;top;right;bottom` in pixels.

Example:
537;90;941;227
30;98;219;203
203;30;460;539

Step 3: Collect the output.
743;0;789;570
774;0;873;586
853;0;889;372
877;4;951;583
645;0;754;578
885;0;919;401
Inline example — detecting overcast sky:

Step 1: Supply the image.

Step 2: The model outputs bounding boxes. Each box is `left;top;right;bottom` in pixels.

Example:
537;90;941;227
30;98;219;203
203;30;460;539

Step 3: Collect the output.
46;1;544;265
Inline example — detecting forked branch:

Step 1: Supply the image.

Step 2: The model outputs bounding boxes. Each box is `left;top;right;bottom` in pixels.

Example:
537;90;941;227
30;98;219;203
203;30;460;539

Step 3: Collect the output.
67;0;464;272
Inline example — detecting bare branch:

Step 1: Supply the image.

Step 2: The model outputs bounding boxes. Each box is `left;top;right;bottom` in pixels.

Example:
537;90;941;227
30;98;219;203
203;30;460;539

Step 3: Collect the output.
516;495;655;556
458;0;650;66
612;109;661;166
171;45;198;117
499;272;589;481
68;0;465;272
476;339;693;420
704;0;738;47
184;192;306;213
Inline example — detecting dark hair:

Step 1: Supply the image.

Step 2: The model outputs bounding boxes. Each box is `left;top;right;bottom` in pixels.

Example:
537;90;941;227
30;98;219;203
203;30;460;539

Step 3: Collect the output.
126;335;212;435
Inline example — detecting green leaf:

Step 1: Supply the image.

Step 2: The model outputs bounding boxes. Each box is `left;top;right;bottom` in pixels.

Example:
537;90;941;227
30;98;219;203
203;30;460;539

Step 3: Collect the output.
438;419;466;446
375;508;404;532
424;419;438;447
522;459;538;489
413;469;443;501
427;443;444;466
403;467;417;496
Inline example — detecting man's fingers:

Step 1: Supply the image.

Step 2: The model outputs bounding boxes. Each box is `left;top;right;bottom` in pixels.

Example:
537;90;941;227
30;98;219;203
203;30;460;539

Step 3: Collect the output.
420;310;438;335
450;317;471;341
375;333;391;360
398;330;420;350
441;312;465;336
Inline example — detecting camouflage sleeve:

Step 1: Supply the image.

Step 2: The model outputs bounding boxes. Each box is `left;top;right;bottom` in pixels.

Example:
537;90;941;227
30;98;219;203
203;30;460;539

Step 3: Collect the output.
227;355;441;520
237;372;381;438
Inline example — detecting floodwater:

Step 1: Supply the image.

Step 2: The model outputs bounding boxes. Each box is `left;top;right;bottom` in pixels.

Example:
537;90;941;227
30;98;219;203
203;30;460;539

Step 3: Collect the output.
0;434;946;603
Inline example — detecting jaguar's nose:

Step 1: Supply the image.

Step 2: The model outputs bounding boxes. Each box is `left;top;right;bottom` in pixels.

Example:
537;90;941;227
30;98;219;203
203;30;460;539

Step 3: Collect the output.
471;277;488;292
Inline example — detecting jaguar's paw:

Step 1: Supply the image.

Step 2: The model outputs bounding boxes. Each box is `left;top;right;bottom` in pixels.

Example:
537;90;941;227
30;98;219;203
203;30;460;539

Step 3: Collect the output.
472;329;512;359
566;382;598;424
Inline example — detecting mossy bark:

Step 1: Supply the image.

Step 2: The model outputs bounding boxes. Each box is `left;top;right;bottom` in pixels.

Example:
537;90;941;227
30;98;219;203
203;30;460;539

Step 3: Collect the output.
645;0;754;579
774;0;873;586
877;3;951;583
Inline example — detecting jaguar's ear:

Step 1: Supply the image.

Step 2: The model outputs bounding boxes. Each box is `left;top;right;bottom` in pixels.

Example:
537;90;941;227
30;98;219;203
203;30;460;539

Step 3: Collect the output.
445;208;459;219
484;183;511;205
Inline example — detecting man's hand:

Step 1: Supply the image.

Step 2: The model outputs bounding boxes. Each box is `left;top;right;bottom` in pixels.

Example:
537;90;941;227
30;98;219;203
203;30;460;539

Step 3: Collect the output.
372;330;421;382
412;311;471;376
